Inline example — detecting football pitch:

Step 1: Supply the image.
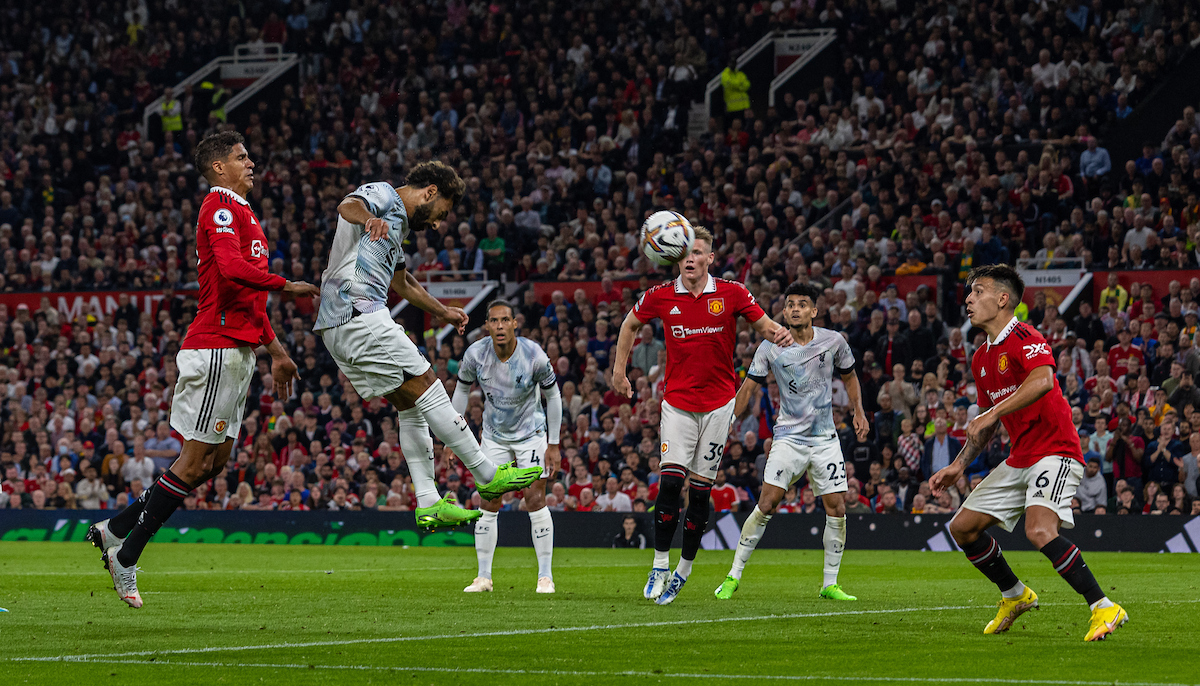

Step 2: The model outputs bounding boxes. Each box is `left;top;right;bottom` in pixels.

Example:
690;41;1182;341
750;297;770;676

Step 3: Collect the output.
1;542;1197;685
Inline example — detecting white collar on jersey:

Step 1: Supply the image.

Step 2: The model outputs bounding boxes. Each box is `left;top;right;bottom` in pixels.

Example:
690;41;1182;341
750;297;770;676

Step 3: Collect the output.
985;315;1020;349
673;273;716;295
209;186;249;206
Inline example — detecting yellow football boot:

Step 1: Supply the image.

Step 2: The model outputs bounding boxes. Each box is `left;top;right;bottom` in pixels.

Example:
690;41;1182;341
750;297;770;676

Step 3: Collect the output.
984;586;1038;634
1083;603;1128;641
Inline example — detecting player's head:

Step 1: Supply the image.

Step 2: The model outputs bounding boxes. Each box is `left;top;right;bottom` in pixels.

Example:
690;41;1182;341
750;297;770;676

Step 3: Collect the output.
680;225;714;281
195;131;253;193
404;161;465;232
783;281;821;330
965;264;1025;326
485;299;516;347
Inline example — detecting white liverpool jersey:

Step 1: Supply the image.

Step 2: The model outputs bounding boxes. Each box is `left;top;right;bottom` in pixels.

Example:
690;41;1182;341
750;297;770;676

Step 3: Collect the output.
747;327;856;443
313;182;408;332
458;337;557;443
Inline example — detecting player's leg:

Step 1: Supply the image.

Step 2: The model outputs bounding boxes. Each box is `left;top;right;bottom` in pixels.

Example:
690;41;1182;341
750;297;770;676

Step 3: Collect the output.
465;437;508;592
380;386;479;530
716;480;785;599
1023;457;1126;641
810;439;854;600
657;397;733;605
105;348;254;607
646;399;694;599
951;463;1039;633
518;436;555;593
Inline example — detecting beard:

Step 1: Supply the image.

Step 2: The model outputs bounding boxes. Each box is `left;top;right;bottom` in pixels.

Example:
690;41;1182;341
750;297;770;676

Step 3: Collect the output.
409;200;439;232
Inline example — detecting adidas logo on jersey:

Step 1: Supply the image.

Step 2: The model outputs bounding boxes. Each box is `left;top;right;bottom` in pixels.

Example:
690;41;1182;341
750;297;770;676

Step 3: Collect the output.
1032;490;1044;498
669;306;681;315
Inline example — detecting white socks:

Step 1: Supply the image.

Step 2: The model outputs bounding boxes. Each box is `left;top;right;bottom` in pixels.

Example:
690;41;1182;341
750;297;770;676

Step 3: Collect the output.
1002;581;1027;599
414;382;496;484
529;507;554;579
730;506;772;580
823;515;847;588
474;509;554;582
474;510;498;580
394;407;440;509
675;556;693;580
653;549;670;570
1090;597;1114;611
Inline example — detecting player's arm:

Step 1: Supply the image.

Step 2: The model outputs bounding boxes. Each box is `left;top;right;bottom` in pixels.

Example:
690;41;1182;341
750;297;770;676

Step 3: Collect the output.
450;378;472;415
207;225;313;295
750;313;793;347
733;375;762;420
542;381;563;479
966;365;1054;445
338;195;391;242
611;309;644;398
389;265;468;334
840;370;870;441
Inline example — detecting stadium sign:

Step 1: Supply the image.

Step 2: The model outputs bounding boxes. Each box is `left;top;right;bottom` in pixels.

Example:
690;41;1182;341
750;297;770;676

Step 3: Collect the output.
2;511;1197;553
0;289;194;320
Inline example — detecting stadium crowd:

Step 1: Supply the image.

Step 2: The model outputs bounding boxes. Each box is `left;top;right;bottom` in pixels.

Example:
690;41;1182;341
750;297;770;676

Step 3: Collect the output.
1;0;1200;520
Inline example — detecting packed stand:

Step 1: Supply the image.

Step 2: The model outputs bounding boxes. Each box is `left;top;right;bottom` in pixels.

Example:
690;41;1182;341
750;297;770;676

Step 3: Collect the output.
1;0;1198;519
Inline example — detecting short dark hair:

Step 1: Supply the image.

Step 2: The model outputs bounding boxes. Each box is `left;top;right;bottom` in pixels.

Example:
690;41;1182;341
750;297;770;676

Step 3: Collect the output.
966;264;1025;310
784;281;822;303
405;161;465;206
194;131;246;183
485;299;514;318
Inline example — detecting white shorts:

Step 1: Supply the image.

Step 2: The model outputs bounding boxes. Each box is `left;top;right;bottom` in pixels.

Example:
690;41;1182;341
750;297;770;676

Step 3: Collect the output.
170;347;256;444
658;397;736;481
481;434;549;477
319;309;432;400
763;435;847;496
961;455;1085;532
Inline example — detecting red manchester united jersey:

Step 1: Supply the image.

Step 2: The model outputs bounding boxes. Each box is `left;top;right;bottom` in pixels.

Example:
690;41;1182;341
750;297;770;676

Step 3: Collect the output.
633;274;766;412
971;317;1083;468
183;186;286;350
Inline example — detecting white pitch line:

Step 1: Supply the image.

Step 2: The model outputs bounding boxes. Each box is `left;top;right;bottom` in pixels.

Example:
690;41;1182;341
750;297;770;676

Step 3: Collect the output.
14;605;979;662
26;659;1198;686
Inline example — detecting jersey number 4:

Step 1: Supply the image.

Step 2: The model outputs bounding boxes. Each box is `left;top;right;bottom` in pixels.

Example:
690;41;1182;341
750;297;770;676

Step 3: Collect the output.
530;450;540;465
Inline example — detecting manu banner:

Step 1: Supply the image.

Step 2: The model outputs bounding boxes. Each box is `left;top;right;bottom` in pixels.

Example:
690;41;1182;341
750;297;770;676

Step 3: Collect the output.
2;511;1198;553
0;289;196;321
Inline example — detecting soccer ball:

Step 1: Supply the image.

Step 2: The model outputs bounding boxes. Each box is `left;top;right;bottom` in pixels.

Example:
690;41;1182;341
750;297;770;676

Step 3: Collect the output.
640;211;696;266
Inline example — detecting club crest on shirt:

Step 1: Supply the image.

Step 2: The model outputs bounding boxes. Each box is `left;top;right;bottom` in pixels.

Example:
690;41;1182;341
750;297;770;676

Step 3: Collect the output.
661;440;669;454
707;298;724;316
997;352;1010;374
214;420;227;433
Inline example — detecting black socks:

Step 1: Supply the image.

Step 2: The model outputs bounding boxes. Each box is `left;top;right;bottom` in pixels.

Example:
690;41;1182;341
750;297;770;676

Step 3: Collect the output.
116;470;193;567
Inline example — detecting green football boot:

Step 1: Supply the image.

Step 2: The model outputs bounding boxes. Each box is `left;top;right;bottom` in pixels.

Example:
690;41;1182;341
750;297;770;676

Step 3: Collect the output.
477;463;543;501
819;584;857;601
415;492;482;531
714;575;740;600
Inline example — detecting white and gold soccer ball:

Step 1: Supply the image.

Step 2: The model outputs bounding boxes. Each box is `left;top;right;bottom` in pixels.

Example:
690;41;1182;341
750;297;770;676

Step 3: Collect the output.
640;210;696;266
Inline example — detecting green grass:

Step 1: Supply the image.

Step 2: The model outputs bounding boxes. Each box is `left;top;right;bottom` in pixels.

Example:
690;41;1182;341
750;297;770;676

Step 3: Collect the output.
1;542;1197;685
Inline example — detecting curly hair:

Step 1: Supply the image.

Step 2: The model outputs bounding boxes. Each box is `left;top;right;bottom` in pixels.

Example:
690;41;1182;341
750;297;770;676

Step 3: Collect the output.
405;161;465;206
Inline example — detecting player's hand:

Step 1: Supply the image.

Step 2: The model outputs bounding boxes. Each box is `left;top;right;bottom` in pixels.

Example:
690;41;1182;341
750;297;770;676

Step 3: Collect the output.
770;323;793;347
964;410;997;447
271;355;301;399
441;307;468;333
929;463;963;498
612;371;632;399
365;217;389;241
543;444;561;479
852;410;870;441
283;280;320;297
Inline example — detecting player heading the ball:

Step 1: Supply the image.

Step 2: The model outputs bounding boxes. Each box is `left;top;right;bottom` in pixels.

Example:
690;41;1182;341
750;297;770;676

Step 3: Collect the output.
612;224;793;606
